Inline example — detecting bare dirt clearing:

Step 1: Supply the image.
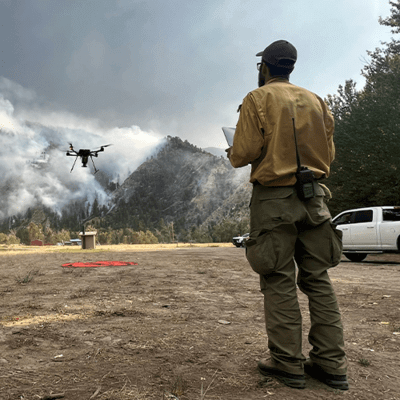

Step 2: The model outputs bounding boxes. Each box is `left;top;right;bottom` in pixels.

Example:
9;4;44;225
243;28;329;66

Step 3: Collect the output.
0;245;399;399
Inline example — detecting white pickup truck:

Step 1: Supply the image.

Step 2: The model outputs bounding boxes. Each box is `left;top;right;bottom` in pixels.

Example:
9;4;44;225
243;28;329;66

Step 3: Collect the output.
332;206;400;262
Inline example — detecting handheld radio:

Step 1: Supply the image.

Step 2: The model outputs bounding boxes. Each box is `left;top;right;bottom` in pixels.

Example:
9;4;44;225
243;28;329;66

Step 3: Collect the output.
292;118;315;201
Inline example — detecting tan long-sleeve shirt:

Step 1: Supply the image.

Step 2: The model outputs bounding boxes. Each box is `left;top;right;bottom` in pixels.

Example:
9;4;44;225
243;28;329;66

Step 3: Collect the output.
229;78;335;186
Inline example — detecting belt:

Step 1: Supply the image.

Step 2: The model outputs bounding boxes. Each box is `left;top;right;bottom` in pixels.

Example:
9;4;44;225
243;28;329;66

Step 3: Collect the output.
253;175;325;186
252;180;295;188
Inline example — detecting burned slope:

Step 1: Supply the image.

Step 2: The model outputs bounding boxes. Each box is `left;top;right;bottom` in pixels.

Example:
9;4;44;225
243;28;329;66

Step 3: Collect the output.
106;136;250;230
201;179;252;228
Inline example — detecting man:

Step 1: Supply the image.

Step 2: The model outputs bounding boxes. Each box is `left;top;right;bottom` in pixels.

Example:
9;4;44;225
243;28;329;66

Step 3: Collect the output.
227;40;348;390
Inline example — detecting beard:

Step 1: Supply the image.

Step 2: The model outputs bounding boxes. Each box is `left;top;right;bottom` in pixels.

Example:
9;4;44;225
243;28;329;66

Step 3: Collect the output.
258;70;265;87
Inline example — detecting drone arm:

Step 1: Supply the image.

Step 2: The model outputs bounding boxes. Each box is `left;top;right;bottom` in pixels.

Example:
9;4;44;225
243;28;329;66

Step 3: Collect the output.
91;149;103;156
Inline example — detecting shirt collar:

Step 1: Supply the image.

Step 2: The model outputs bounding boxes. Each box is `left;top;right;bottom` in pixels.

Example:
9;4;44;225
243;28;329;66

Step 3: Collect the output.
266;77;290;85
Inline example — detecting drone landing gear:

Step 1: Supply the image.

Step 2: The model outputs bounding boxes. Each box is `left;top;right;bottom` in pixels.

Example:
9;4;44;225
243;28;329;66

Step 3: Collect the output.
70;155;99;173
70;156;79;173
90;156;99;174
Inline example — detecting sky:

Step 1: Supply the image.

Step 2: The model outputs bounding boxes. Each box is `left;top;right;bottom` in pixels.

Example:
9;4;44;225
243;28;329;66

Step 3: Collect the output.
0;0;396;219
0;0;395;149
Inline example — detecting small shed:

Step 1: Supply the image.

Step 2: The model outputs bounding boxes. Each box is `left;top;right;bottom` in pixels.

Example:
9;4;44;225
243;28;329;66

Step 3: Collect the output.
79;231;97;249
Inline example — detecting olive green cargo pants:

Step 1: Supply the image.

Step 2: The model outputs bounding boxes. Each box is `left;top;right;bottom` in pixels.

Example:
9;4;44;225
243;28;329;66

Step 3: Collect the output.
246;184;347;376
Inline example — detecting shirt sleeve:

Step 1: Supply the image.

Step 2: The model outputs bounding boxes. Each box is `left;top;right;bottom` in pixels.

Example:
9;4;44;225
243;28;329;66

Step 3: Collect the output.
229;93;264;168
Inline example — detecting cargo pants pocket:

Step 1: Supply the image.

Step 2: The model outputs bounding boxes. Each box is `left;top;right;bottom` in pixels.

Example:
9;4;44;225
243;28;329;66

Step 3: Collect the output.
330;224;343;267
245;229;277;275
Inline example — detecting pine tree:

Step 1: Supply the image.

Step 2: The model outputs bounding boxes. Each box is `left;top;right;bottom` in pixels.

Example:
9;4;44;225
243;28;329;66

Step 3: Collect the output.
327;1;400;214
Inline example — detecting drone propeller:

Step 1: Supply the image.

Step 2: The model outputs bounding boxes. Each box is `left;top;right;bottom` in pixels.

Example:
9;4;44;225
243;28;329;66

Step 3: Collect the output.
99;144;113;149
92;144;113;152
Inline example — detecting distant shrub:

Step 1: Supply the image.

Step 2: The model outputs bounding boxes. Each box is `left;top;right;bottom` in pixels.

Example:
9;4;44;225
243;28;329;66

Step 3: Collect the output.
0;232;20;245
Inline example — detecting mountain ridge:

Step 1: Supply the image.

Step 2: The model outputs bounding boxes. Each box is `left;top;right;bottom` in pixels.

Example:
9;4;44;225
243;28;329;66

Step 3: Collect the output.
105;136;251;232
1;136;251;241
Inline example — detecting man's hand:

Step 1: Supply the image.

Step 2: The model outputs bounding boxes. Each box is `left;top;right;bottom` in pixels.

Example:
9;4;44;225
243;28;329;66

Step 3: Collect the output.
225;147;232;159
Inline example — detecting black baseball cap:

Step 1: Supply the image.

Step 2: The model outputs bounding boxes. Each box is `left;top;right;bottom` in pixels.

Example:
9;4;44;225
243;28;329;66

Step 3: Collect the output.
256;40;297;67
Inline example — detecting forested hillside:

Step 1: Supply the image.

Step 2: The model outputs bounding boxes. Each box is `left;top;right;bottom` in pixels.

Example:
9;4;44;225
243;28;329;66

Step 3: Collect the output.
103;136;251;241
0;136;251;244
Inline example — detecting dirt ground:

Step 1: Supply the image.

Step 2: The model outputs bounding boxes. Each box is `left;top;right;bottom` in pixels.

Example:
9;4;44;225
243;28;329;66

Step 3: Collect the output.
0;244;399;400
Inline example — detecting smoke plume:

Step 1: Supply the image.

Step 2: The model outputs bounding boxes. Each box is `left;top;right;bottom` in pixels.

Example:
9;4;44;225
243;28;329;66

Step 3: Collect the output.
0;77;164;220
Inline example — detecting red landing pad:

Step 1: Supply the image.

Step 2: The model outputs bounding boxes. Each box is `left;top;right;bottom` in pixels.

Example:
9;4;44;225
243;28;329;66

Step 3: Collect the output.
62;261;138;268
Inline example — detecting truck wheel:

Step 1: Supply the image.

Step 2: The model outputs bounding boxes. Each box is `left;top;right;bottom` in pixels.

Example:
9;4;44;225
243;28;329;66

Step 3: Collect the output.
344;253;367;262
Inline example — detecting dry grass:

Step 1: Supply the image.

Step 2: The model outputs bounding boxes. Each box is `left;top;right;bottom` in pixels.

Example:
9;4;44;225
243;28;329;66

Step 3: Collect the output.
14;269;40;284
0;243;234;256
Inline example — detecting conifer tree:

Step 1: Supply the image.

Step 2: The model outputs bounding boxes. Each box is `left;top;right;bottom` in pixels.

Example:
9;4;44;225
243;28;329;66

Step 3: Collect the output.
327;1;400;214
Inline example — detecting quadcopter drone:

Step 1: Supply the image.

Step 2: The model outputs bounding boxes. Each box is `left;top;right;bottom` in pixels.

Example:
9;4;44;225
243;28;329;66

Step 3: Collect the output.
66;143;112;173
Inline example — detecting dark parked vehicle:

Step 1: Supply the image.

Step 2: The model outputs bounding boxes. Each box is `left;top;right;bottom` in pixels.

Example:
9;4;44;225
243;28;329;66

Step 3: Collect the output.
232;233;249;247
